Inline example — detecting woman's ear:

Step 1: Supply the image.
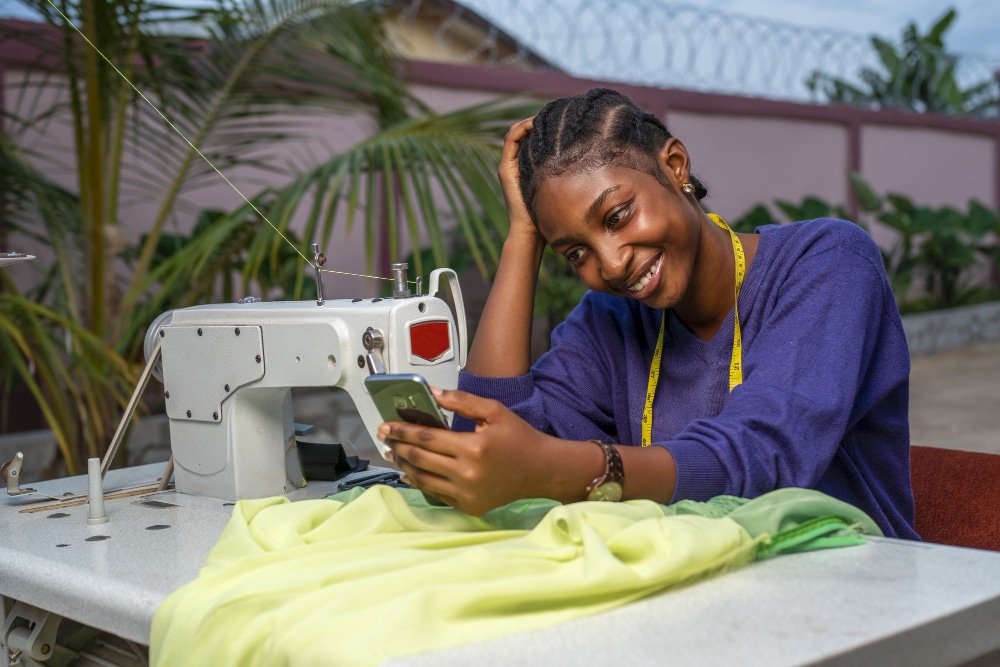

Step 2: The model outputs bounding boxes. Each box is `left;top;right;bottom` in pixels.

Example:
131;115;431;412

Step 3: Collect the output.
657;138;691;188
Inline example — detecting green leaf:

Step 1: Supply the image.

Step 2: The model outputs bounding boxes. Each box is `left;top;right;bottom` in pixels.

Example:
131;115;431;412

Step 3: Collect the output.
848;171;883;212
966;200;998;238
885;194;915;216
871;37;902;73
729;204;773;233
926;8;957;46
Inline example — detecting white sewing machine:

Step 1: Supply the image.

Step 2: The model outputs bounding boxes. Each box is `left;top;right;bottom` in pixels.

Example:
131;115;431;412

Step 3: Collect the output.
142;264;466;501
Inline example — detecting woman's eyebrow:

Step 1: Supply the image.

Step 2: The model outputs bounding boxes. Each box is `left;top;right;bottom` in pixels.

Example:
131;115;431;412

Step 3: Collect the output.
586;186;621;222
548;185;623;249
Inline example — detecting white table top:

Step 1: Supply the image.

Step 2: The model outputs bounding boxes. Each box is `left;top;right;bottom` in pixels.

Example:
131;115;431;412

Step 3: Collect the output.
392;535;1000;666
4;463;1000;666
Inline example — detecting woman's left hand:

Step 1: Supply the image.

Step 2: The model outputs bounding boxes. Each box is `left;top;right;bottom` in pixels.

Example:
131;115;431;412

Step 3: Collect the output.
377;387;569;515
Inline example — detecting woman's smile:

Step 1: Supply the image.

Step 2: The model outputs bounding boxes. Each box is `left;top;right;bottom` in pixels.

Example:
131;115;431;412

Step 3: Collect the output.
624;254;663;297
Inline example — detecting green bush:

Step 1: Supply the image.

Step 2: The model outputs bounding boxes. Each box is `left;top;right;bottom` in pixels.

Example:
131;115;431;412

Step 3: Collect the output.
730;174;1000;312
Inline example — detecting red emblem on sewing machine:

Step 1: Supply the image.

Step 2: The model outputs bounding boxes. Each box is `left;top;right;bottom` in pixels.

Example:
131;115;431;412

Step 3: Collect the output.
409;321;451;362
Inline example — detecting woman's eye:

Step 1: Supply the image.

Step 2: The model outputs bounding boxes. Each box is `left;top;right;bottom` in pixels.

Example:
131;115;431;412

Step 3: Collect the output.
566;248;585;264
607;203;630;227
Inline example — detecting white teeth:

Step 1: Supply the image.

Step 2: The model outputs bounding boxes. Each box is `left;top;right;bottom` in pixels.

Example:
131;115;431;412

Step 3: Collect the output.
628;263;658;292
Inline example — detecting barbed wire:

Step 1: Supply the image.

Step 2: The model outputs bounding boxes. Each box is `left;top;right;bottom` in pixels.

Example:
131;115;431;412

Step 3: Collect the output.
395;0;1000;110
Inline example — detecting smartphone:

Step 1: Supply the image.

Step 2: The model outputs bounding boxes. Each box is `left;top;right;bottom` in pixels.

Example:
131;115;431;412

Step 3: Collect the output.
364;373;450;506
364;373;450;429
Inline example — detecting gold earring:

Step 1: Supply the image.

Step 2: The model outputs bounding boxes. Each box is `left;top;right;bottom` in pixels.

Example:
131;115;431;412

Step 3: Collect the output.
681;182;695;194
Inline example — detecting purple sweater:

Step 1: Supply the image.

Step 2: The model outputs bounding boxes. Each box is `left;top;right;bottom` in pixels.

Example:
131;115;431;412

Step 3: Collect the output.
457;219;918;539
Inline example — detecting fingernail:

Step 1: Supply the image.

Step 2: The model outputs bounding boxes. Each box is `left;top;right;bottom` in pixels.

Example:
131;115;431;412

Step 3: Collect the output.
384;450;395;462
430;386;442;396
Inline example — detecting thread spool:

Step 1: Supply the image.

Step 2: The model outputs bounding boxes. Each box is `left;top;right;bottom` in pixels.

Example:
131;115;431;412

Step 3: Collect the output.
392;263;411;299
87;457;109;525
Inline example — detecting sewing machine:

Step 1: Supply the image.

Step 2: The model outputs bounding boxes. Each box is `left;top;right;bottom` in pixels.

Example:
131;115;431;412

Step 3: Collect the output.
143;264;466;501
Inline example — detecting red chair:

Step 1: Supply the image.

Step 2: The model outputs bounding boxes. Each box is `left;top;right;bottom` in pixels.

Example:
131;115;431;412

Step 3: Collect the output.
910;445;1000;551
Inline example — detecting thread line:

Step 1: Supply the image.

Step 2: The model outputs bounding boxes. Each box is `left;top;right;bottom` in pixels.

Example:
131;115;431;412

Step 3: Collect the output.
47;0;403;287
319;268;418;284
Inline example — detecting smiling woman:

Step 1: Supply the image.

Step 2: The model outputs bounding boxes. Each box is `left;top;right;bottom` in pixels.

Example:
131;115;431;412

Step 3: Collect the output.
378;88;918;540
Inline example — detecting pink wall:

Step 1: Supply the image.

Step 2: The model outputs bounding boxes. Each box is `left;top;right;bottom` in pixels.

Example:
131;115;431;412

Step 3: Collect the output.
861;125;996;210
666;112;850;222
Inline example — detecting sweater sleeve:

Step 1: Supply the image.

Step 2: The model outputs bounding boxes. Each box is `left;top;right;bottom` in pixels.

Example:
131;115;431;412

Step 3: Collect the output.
663;229;910;503
454;293;626;443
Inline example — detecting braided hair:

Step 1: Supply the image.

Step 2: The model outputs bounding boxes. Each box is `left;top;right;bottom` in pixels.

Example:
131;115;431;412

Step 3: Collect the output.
518;88;708;218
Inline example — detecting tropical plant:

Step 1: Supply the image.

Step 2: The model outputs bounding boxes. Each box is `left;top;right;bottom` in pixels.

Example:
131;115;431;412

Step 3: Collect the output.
0;0;538;473
806;8;998;117
726;197;851;234
849;172;999;310
0;137;134;473
731;176;1000;312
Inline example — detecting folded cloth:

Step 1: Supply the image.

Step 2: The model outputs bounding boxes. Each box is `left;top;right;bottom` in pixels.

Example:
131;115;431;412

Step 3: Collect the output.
150;486;880;667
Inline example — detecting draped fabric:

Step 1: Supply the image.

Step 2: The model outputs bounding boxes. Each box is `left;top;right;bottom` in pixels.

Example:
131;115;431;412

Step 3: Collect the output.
151;486;880;667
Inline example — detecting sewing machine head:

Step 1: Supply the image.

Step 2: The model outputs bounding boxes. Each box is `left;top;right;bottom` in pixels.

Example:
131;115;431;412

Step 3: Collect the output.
144;267;466;502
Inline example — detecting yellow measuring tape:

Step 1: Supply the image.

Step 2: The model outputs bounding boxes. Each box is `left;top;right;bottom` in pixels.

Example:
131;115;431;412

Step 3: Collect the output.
641;213;746;446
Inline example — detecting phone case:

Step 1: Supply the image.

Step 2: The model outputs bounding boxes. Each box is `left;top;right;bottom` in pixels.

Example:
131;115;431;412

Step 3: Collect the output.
364;374;450;429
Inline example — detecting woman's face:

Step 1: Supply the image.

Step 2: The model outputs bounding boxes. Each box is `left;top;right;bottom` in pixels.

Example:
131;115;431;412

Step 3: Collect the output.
531;156;705;312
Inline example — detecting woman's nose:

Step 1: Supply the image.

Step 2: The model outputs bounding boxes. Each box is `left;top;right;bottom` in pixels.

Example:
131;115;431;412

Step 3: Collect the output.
596;242;631;283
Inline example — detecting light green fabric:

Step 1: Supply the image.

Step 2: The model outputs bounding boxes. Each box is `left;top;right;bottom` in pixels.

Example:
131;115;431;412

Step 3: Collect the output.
150;486;880;667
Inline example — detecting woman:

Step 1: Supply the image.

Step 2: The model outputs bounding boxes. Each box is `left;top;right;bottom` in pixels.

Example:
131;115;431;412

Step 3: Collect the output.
378;88;917;540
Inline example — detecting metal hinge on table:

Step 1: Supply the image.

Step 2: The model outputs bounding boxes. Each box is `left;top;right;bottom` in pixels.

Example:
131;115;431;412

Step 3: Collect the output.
1;601;71;667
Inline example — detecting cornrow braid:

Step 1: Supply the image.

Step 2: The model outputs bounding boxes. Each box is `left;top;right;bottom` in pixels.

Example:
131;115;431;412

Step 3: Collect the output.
518;88;708;218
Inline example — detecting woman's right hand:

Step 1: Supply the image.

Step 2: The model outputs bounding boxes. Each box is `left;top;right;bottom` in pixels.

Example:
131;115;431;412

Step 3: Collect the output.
499;117;539;242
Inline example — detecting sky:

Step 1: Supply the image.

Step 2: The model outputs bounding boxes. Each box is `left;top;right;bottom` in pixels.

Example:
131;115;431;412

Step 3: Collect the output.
3;0;996;58
662;0;1000;58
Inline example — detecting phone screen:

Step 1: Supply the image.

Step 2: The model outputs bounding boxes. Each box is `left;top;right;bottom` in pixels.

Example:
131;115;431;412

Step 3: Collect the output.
364;374;450;429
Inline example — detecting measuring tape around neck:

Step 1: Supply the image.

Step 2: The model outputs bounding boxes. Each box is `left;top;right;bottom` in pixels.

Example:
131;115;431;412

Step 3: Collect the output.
641;213;746;447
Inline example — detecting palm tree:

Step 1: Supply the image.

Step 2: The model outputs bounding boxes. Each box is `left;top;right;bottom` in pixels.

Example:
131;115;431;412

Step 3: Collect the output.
0;0;539;474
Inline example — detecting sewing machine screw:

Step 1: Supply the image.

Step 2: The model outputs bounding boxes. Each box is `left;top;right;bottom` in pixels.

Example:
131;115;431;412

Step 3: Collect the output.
235;327;241;336
357;355;365;368
255;355;261;363
165;392;170;399
198;328;203;336
159;330;165;337
186;410;192;418
213;412;219;420
40;645;50;655
225;384;230;392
